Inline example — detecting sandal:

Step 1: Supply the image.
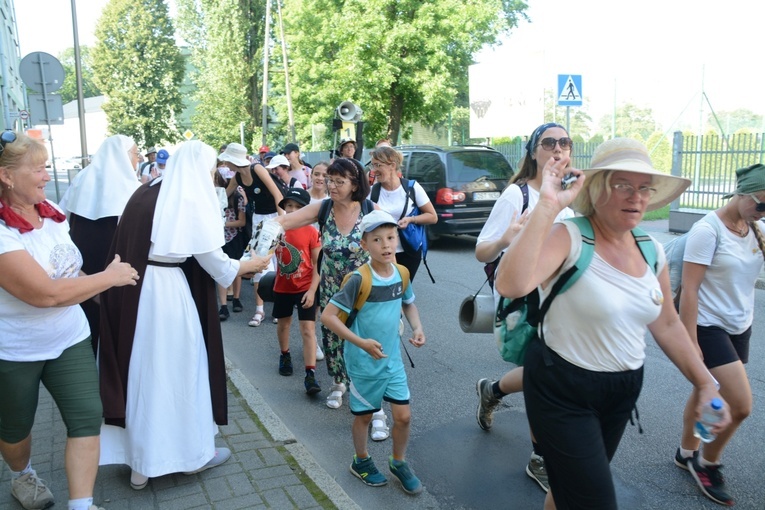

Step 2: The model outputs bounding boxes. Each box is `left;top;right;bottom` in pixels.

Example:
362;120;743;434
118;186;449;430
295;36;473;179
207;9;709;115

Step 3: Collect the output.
248;311;265;327
370;411;390;441
326;382;346;409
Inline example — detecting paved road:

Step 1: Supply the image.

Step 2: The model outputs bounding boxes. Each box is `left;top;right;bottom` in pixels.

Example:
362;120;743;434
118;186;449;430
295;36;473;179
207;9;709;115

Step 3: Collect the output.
222;224;765;510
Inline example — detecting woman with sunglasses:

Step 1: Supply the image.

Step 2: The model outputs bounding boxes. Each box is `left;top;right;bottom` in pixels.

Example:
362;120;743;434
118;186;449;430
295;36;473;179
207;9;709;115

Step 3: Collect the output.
270;158;378;409
474;122;575;493
674;163;765;506
0;132;138;510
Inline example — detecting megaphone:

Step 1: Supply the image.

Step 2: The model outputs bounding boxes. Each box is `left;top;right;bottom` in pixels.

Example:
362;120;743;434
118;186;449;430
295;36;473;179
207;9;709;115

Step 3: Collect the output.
336;101;362;122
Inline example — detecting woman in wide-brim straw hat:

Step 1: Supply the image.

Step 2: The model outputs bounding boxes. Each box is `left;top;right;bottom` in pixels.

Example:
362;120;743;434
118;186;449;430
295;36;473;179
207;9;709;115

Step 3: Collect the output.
674;163;765;506
495;137;731;510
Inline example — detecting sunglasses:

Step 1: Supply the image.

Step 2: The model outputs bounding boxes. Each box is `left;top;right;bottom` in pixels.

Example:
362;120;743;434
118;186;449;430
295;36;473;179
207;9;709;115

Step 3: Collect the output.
537;137;573;151
0;131;17;156
750;194;765;212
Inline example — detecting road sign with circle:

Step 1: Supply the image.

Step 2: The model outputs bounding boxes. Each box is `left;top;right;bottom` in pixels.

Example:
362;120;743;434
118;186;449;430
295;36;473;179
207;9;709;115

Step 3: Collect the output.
19;110;30;120
19;52;65;93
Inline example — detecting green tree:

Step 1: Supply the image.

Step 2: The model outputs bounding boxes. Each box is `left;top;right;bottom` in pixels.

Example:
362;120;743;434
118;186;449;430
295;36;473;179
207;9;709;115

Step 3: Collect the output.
175;0;267;150
57;47;101;104
282;0;528;148
92;0;185;147
707;108;764;135
597;103;658;140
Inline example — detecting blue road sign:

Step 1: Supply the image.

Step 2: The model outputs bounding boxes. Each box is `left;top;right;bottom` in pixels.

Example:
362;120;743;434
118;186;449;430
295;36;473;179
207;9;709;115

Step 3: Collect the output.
557;74;583;106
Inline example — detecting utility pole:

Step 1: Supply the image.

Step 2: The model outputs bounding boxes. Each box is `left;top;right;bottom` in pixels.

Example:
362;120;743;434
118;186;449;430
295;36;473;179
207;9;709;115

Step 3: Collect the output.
261;0;271;146
71;0;88;169
275;0;296;142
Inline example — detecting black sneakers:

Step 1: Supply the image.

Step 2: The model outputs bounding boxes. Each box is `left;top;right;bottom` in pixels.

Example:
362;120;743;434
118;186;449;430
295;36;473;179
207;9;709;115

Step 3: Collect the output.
688;457;734;506
673;448;697;471
279;353;293;376
232;298;243;312
304;371;321;394
218;305;230;321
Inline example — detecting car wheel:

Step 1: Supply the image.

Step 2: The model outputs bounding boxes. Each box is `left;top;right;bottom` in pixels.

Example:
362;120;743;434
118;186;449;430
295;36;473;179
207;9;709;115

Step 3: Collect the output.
426;226;440;244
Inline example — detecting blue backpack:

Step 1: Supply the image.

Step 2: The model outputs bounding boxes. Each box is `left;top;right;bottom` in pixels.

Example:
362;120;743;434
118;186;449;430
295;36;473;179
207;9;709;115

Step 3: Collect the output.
494;216;658;366
371;179;435;283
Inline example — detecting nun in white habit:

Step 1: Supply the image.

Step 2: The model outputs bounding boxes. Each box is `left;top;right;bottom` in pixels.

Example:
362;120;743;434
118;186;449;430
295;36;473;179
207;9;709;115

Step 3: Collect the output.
58;134;141;351
98;141;269;489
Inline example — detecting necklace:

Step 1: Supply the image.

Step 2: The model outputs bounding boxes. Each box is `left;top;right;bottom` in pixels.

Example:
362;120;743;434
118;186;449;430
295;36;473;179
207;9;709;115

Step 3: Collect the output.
725;223;748;237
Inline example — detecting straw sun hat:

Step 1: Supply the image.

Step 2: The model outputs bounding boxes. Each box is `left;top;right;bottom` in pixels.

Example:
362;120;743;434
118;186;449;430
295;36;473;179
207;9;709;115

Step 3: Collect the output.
578;138;691;212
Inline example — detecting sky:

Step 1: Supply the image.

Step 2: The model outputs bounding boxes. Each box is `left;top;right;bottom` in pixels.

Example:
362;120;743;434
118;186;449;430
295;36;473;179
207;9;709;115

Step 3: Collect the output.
14;0;765;137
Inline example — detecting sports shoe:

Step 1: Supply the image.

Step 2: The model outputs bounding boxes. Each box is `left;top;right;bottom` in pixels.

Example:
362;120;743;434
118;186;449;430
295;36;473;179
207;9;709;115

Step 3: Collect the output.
316;344;325;361
232;298;243;312
389;456;423;495
183;447;232;475
279;353;293;376
11;471;54;509
304;372;321;394
218;305;230;321
475;378;501;431
350;455;387;487
689;457;734;506
674;448;697;471
526;453;549;493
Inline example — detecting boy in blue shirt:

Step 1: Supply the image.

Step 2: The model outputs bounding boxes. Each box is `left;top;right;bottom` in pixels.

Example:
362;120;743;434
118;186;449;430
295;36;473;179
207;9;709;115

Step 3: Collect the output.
321;210;426;495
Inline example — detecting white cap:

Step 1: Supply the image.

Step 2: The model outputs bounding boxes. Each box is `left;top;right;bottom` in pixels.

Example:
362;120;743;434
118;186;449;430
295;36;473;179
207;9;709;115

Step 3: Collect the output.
266;154;290;169
359;210;398;233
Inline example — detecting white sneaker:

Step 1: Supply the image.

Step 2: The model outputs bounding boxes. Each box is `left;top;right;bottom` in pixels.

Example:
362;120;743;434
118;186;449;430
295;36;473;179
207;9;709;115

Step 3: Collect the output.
183;447;232;475
11;471;54;510
130;470;149;490
316;345;325;361
370;410;390;441
326;382;346;409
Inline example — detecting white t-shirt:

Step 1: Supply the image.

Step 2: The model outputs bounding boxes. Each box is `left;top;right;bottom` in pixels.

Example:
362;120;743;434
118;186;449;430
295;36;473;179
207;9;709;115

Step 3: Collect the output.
369;181;431;254
683;212;763;334
541;220;667;372
478;183;574;310
0;206;90;361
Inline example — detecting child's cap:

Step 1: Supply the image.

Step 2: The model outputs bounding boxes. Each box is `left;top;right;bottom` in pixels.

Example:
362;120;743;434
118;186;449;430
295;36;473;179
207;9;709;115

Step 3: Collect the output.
360;210;398;233
278;187;310;209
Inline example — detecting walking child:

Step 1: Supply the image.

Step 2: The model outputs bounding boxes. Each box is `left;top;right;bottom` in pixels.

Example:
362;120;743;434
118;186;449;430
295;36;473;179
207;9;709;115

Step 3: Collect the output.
273;188;322;394
321;210;426;494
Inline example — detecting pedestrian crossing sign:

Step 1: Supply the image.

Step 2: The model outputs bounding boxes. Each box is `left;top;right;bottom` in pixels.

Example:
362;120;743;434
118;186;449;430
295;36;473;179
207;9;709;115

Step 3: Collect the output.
557;74;583;106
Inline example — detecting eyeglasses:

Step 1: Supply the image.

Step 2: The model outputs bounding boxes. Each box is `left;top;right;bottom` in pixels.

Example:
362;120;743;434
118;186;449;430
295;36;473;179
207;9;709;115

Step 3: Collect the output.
371;162;391;170
750;194;765;212
611;183;657;199
0;131;17;156
326;178;348;187
537;137;573;151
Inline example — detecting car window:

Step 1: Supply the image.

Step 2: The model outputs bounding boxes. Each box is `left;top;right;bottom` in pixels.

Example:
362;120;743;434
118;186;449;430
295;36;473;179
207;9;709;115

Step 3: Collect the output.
408;152;443;183
446;151;513;184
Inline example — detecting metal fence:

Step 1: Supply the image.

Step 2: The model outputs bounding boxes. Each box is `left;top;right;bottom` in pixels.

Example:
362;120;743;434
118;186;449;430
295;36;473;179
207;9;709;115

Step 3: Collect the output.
670;131;765;211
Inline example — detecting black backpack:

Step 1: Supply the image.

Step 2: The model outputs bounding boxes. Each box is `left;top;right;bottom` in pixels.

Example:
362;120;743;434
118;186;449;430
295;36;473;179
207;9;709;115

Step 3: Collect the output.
317;198;375;232
484;183;528;290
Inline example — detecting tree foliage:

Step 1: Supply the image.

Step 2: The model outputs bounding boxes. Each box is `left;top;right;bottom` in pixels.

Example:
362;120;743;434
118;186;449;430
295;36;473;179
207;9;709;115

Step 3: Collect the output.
175;0;267;151
282;0;528;148
597;103;657;141
92;0;185;147
706;108;764;135
57;47;101;104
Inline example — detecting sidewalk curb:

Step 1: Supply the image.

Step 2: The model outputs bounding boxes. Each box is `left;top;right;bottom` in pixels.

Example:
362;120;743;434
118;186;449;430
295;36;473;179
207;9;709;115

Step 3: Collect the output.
225;360;362;510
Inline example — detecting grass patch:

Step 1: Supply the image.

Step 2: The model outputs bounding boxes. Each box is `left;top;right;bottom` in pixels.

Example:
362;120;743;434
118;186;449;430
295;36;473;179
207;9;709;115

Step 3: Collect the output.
642;205;669;221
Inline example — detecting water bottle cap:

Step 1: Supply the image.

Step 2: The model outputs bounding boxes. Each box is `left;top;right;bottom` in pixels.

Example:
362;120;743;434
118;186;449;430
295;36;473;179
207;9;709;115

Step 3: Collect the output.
710;397;723;410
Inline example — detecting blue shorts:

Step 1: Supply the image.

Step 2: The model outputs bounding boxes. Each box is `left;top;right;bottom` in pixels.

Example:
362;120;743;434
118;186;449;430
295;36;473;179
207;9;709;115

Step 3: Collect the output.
348;369;410;416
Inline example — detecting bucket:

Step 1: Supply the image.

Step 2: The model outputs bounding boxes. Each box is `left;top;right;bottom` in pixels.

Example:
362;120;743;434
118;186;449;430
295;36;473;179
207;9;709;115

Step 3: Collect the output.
459;294;495;333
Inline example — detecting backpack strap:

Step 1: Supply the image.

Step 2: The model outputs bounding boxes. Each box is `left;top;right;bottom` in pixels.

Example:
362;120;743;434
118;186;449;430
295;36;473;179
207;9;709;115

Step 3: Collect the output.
631;227;658;274
519;183;529;214
361;199;375;215
318;198;332;232
370;182;382;203
343;263;409;327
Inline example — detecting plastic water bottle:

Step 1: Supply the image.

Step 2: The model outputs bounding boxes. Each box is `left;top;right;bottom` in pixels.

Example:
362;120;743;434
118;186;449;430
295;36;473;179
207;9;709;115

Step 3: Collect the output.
693;398;724;443
253;219;284;257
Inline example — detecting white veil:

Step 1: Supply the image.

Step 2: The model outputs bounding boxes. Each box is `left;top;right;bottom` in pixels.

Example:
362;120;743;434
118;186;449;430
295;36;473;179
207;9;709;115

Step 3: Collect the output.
151;140;224;257
59;135;140;219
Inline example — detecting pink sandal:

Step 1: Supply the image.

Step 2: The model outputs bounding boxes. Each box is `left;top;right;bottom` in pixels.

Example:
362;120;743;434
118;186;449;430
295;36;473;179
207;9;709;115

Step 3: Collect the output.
248;311;264;327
